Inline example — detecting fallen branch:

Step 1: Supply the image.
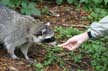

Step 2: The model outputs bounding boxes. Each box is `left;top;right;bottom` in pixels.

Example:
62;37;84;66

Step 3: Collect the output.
71;24;89;28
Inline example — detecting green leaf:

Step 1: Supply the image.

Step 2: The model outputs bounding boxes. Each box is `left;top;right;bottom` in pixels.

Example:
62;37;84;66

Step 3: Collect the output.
21;2;27;8
35;63;43;69
80;0;86;3
104;0;108;5
25;10;32;15
0;0;10;5
94;8;101;13
41;6;50;15
21;8;31;15
31;8;41;16
56;0;63;5
93;0;101;4
7;2;15;7
67;0;73;4
9;0;19;6
21;8;25;14
28;2;36;9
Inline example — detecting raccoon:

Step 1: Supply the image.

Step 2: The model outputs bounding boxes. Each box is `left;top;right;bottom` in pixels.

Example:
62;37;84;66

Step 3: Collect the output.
0;4;56;61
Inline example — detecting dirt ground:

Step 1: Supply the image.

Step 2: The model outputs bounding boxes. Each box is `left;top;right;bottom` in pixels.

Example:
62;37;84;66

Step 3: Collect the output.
0;4;90;71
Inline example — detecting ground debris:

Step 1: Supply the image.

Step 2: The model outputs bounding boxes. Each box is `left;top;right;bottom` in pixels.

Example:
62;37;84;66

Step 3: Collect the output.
0;4;92;71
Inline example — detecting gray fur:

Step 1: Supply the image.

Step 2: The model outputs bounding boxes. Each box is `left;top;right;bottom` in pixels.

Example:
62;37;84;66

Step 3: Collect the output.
0;5;55;60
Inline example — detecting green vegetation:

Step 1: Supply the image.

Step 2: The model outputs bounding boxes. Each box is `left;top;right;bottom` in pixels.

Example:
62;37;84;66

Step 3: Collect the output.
33;26;108;71
0;0;108;71
0;0;108;20
34;63;44;71
54;26;108;71
56;0;108;21
0;0;41;16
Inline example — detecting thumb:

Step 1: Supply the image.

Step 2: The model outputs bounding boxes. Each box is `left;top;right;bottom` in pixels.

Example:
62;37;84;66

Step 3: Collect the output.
68;44;80;51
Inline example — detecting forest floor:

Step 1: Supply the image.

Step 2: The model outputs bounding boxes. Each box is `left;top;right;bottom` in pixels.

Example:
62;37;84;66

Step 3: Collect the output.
0;4;91;71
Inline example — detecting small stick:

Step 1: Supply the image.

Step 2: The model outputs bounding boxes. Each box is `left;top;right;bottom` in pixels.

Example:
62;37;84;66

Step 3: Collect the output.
71;24;89;28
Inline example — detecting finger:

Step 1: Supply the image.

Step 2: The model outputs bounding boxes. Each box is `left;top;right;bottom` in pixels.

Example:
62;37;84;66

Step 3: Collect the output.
63;46;74;51
63;47;71;52
60;40;71;47
62;44;73;49
63;46;75;51
68;44;79;51
57;43;64;47
62;43;79;51
57;44;61;47
62;41;77;48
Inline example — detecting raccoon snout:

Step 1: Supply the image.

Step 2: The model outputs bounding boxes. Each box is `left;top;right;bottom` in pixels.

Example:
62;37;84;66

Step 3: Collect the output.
49;41;57;46
42;37;57;46
42;37;55;43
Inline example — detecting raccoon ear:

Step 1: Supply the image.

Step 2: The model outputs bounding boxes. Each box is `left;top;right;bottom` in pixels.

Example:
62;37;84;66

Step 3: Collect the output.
45;22;51;26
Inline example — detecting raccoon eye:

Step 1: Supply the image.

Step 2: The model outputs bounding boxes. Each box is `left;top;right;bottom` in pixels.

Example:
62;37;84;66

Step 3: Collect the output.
42;31;47;34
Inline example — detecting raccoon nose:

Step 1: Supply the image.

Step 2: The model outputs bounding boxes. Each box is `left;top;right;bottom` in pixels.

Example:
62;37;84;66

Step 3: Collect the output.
42;37;55;43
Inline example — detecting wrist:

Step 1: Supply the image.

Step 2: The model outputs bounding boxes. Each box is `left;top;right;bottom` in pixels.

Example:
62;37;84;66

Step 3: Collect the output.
80;32;89;43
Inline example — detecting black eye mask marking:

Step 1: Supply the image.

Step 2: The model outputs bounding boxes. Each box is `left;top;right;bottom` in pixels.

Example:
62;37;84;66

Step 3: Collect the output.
34;25;48;36
34;31;42;36
42;37;55;43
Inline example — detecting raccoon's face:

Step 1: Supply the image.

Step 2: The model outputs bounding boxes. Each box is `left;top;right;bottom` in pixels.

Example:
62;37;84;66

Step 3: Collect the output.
32;22;56;46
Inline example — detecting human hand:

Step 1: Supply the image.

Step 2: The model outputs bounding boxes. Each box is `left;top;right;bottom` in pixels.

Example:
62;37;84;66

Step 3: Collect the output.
58;32;89;51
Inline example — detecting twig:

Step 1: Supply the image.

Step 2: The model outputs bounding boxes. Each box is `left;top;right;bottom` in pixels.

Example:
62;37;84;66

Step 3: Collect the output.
71;24;89;28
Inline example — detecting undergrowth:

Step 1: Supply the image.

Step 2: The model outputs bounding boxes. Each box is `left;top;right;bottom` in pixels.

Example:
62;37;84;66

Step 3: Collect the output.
56;0;108;21
0;0;108;70
34;26;108;71
0;0;108;21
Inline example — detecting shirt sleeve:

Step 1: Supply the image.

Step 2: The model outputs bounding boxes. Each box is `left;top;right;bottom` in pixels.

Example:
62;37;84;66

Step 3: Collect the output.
88;15;108;39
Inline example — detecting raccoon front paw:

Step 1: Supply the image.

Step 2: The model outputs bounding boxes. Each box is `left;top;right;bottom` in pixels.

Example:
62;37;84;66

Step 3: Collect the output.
26;58;35;64
6;54;18;59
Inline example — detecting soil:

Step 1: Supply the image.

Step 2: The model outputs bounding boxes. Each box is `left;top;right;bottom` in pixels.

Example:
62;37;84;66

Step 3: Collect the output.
0;4;92;71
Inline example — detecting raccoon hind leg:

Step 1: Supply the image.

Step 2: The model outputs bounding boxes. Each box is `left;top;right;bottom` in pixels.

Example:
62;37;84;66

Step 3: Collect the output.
20;43;34;64
5;43;18;59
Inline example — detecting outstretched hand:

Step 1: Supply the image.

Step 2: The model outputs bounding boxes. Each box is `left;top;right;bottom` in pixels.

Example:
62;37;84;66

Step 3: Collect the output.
58;32;89;51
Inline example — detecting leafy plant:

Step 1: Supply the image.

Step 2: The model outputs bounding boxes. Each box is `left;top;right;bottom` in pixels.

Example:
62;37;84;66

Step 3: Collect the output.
67;0;74;4
81;38;108;71
21;2;41;16
43;46;64;66
1;0;108;70
56;0;63;5
34;63;44;71
41;6;51;15
87;8;108;21
55;0;108;21
54;26;108;71
0;0;41;16
54;26;81;40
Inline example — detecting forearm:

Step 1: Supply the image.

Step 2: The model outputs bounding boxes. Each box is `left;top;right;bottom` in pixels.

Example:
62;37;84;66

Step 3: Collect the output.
78;32;89;43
